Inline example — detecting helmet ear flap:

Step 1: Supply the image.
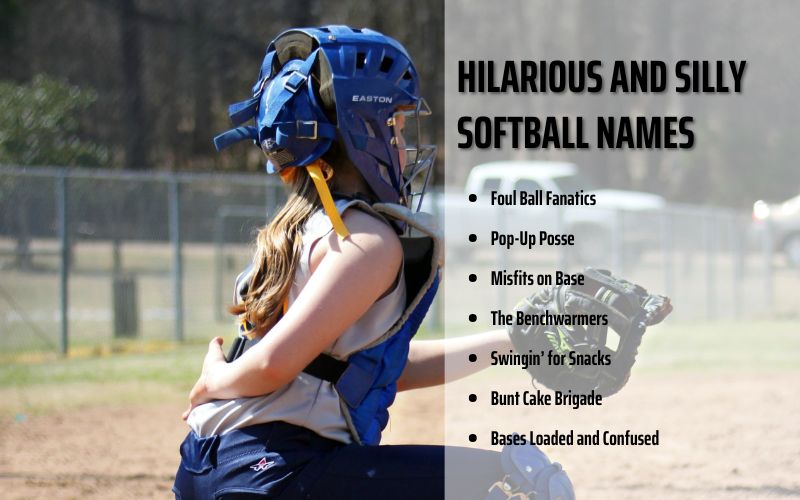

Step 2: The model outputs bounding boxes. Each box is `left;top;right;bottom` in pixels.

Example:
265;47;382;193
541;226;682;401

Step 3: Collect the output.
274;31;337;126
315;52;337;125
273;32;316;68
255;51;336;173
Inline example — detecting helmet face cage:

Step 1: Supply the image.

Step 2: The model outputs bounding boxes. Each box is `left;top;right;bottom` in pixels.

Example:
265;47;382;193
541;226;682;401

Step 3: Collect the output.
310;26;435;211
396;98;437;213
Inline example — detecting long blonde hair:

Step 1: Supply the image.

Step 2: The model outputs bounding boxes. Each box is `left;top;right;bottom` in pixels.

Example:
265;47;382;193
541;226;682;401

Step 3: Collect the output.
229;163;321;332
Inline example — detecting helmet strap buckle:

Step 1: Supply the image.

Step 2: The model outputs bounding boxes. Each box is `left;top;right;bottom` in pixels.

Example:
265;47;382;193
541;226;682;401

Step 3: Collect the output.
283;70;308;93
296;120;319;140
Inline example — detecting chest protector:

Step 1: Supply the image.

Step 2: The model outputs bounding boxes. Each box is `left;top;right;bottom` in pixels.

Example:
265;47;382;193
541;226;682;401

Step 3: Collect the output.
227;200;442;445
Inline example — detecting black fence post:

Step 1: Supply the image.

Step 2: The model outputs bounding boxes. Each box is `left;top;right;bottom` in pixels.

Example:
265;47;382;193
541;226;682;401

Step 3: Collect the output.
169;175;184;342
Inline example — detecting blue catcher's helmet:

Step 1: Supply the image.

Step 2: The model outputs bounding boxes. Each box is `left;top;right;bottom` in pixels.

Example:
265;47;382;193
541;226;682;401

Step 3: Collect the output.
214;25;436;212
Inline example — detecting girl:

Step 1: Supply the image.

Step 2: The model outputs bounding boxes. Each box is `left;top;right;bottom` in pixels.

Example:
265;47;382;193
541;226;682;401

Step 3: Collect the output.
174;26;574;499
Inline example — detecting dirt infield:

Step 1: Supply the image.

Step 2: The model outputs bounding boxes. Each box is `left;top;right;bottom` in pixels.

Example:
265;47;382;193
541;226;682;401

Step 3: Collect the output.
1;373;798;499
445;372;800;499
0;388;443;500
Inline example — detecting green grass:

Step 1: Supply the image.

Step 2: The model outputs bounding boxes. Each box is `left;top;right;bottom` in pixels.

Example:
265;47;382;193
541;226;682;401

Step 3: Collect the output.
0;342;207;417
0;326;443;417
638;320;800;372
0;343;206;387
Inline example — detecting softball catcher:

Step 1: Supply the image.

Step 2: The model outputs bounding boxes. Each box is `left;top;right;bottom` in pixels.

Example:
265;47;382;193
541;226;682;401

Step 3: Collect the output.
175;25;670;499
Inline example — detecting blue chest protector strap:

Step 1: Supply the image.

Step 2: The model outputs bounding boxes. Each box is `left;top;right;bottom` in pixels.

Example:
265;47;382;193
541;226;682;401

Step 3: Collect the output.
303;353;348;382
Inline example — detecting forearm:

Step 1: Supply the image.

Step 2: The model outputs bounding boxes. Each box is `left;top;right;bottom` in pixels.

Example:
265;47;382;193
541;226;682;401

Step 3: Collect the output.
202;341;288;400
204;328;512;397
397;329;511;391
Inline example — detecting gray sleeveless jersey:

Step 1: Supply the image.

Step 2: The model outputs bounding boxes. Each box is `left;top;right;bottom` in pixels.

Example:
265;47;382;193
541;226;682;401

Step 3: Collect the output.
186;201;406;443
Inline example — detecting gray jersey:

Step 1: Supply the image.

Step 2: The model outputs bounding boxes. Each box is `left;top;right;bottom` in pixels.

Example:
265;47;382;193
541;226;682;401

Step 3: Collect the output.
187;200;406;443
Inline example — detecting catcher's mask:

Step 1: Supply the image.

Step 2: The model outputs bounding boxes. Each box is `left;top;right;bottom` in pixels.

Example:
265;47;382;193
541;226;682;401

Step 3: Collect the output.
213;25;437;236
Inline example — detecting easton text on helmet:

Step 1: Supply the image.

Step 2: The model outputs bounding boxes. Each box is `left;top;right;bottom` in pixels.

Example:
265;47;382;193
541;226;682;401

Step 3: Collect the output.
351;95;394;103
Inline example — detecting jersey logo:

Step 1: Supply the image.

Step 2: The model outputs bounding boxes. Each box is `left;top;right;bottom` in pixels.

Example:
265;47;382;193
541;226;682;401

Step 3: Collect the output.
250;457;276;472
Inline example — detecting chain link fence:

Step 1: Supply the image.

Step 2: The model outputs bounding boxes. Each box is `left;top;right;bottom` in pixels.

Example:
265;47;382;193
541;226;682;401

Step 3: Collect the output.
1;166;793;357
0;166;287;356
442;192;793;331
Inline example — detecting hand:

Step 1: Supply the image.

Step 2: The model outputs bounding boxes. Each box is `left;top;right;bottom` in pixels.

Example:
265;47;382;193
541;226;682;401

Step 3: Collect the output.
182;337;226;420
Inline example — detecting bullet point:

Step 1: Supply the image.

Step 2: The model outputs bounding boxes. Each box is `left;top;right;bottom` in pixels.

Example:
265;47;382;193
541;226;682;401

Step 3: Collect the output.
468;434;477;443
468;313;477;322
468;353;477;362
468;273;477;282
468;193;477;202
468;233;477;242
468;394;477;402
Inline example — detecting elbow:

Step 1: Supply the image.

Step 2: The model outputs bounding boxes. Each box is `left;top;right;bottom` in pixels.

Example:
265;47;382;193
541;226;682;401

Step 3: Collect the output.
396;372;410;392
396;363;421;392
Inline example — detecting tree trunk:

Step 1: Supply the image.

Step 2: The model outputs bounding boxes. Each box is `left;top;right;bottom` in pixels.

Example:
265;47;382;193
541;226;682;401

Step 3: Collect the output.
119;0;147;169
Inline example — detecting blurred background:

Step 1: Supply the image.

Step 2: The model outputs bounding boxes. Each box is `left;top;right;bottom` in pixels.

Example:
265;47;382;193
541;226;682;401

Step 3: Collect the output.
444;2;800;499
0;0;444;172
427;0;800;363
0;0;444;356
443;0;800;206
443;0;800;327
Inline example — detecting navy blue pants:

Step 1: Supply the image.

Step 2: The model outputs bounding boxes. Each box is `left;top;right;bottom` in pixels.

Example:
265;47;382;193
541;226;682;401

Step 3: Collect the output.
174;421;502;499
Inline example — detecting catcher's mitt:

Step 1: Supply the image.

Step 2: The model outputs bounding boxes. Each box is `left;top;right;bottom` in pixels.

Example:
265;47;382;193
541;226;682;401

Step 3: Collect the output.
508;268;672;397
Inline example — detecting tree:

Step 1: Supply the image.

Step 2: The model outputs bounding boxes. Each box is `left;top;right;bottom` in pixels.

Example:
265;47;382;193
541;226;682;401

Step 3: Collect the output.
0;74;108;166
0;74;108;267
